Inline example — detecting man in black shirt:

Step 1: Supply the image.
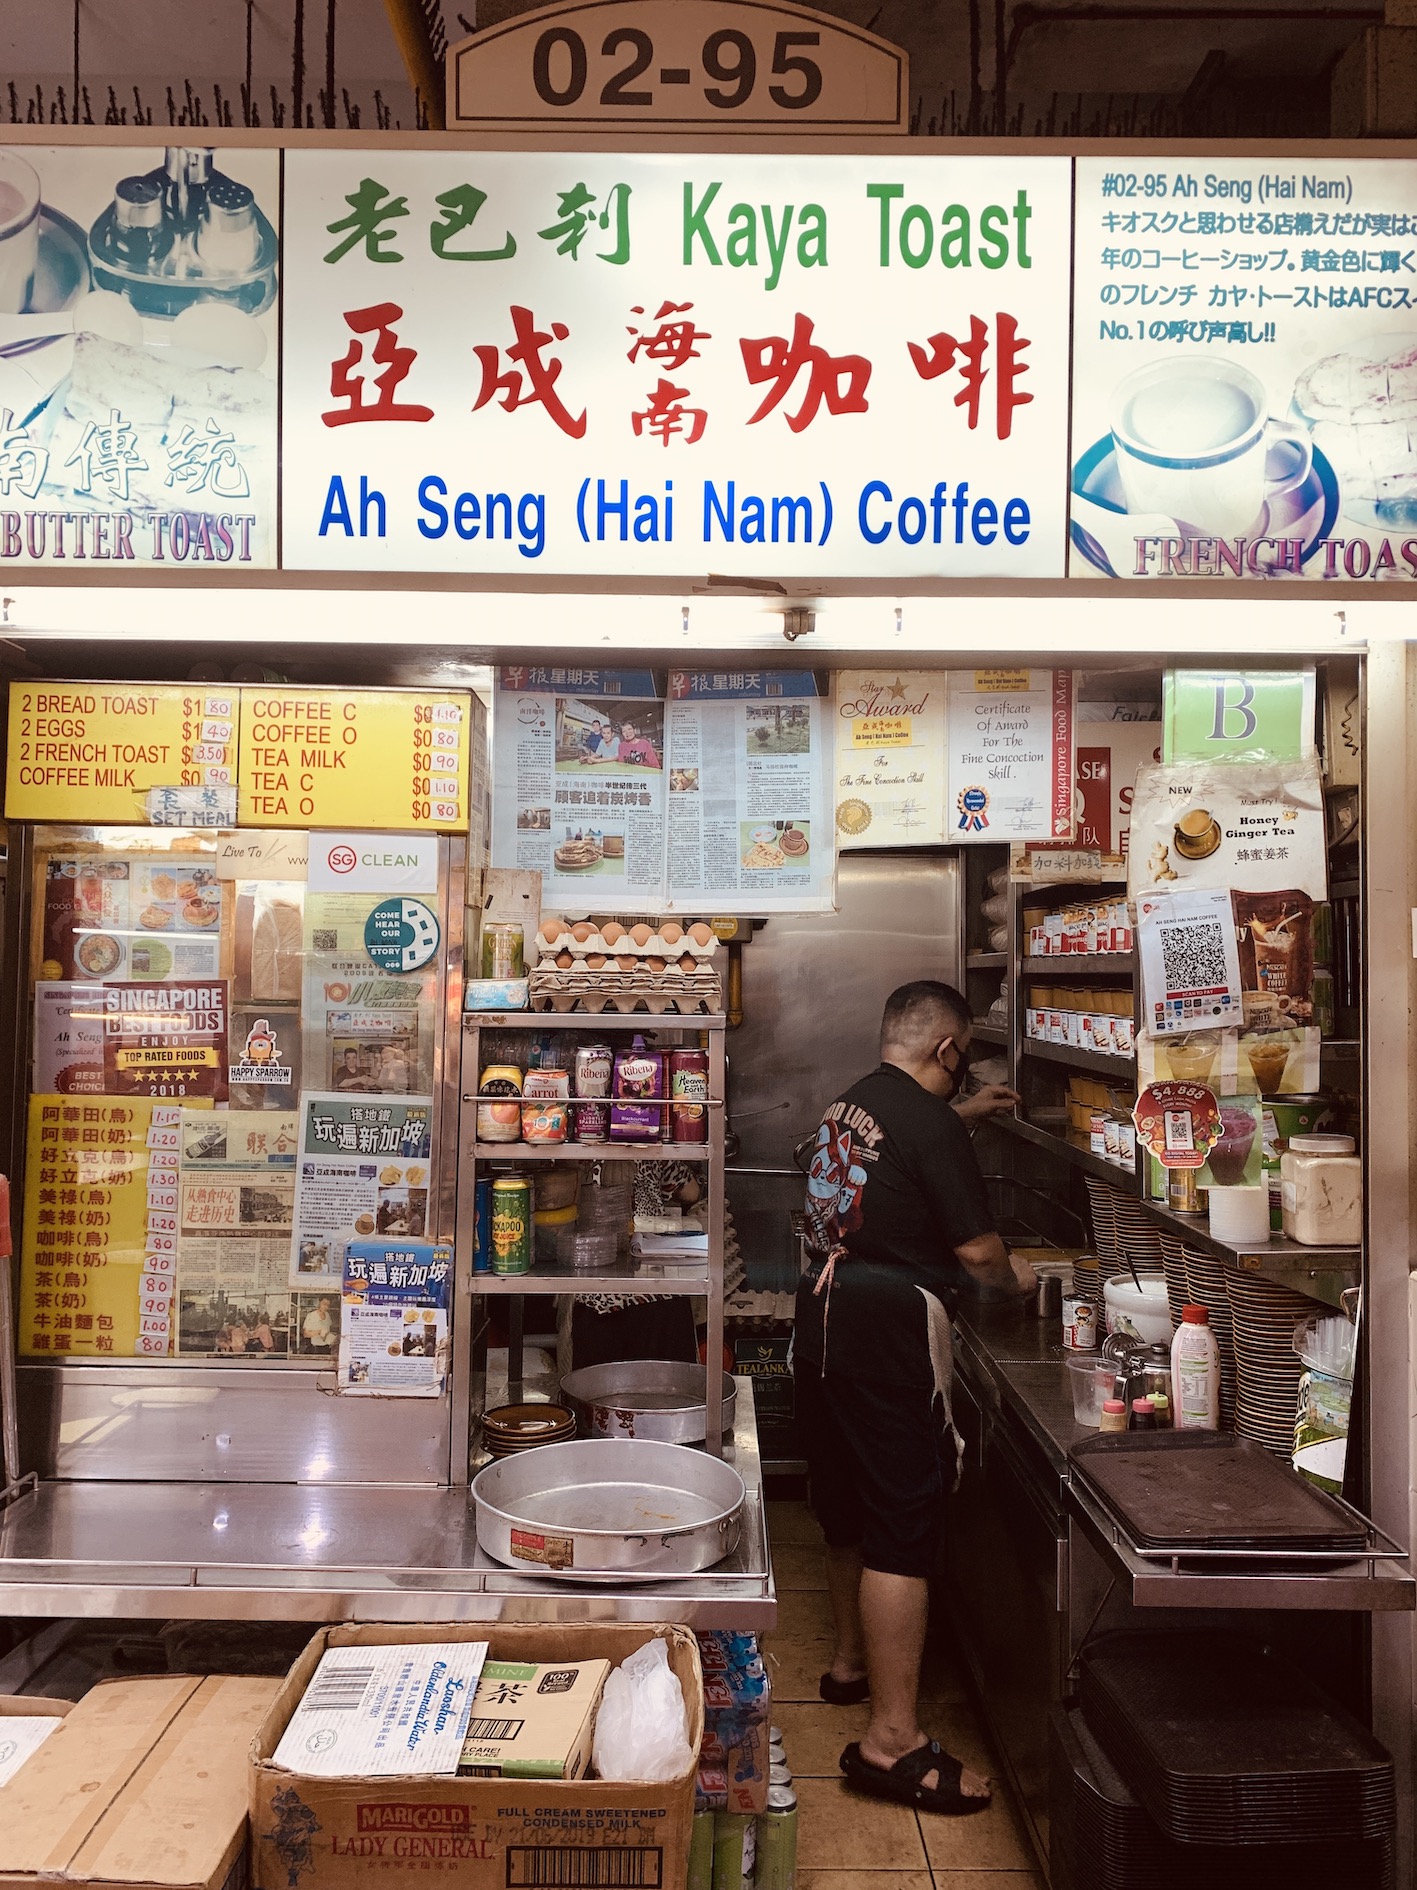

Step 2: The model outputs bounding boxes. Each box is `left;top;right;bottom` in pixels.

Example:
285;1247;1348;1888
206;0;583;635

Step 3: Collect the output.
794;980;1036;1815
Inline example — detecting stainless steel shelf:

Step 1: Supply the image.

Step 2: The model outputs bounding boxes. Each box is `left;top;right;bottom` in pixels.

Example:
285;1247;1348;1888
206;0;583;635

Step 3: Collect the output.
465;1012;726;1030
1021;1039;1136;1078
994;1112;1142;1194
0;1384;776;1628
966;951;1007;969
470;1265;709;1295
1022;953;1134;975
970;1022;1009;1046
469;1140;711;1162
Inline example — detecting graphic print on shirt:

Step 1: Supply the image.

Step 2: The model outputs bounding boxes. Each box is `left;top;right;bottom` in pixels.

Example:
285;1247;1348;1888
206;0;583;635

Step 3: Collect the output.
804;1119;870;1255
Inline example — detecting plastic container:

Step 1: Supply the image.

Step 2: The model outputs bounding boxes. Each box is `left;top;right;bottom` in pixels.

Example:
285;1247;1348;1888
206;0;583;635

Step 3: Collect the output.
1170;1304;1220;1431
1206;1183;1270;1245
1103;1276;1172;1347
1067;1353;1110;1428
556;1226;620;1271
1281;1133;1362;1246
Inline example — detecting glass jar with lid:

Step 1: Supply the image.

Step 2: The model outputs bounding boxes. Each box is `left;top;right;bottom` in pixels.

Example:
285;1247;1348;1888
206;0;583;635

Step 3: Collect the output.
1280;1133;1362;1246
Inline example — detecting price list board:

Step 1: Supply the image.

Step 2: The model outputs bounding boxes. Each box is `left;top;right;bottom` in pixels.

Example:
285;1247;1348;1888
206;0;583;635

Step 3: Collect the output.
5;684;238;822
18;1095;208;1358
236;688;471;830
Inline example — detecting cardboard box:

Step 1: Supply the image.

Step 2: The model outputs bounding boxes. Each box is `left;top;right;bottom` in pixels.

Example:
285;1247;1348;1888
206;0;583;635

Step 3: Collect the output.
0;1674;281;1890
0;1696;72;1788
250;1624;701;1890
457;1658;609;1780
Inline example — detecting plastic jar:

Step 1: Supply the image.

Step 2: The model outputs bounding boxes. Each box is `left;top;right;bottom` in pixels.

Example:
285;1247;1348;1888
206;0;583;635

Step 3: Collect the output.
1280;1133;1362;1246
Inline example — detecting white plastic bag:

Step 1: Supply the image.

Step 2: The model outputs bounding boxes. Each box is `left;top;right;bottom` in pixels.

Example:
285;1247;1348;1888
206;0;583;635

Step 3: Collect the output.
591;1637;694;1782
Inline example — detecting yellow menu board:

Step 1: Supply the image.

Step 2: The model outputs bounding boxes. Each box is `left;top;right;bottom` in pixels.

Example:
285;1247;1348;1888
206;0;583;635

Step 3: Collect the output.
20;1094;206;1358
236;688;471;830
5;683;237;821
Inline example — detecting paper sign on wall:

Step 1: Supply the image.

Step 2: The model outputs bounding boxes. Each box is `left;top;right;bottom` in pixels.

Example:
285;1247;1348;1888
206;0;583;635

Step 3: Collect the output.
833;670;947;848
946;670;1075;843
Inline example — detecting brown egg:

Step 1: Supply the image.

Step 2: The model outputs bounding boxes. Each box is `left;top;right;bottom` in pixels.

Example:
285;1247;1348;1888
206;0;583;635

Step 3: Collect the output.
679;953;697;973
645;956;667;972
585;953;607;970
556;950;575;968
629;923;653;947
616;953;638;970
600;921;626;945
571;921;595;943
688;922;713;946
659;921;683;946
538;917;563;945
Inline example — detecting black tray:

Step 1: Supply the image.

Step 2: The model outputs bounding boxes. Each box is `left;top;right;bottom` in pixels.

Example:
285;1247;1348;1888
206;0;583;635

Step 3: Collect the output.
1049;1705;1394;1890
1078;1633;1396;1847
1070;1430;1368;1553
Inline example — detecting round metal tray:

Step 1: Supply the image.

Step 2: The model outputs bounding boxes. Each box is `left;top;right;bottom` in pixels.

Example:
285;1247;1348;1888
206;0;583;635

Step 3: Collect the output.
560;1361;737;1442
473;1436;745;1578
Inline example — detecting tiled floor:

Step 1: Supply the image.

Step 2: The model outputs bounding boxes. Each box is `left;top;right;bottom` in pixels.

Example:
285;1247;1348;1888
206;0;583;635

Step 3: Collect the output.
764;1500;1045;1890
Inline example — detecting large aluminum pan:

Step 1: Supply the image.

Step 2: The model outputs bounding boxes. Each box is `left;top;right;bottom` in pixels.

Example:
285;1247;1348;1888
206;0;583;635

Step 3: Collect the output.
473;1437;745;1576
560;1361;737;1443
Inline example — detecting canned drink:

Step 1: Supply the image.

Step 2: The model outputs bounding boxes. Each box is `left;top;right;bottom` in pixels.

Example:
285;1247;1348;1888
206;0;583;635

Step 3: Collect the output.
480;920;524;981
768;1760;793;1787
687;1808;715;1890
476;1064;524;1144
670;1047;710;1143
570;1098;612;1143
1062;1293;1096;1351
490;1177;532;1275
573;1043;615;1099
753;1786;797;1890
711;1812;755;1888
1166;1166;1201;1214
472;1176;492;1274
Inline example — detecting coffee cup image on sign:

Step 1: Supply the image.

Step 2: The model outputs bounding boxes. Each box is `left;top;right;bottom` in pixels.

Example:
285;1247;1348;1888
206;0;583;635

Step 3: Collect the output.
1108;358;1313;539
1172;807;1222;861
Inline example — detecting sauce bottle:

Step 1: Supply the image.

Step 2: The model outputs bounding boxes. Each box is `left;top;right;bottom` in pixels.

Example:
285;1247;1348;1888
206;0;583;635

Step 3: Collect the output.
1171;1304;1220;1431
1128;1398;1158;1431
1099;1398;1128;1433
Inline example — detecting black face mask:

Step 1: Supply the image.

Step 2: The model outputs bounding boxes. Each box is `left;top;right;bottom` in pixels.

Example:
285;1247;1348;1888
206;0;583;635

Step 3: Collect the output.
937;1038;971;1100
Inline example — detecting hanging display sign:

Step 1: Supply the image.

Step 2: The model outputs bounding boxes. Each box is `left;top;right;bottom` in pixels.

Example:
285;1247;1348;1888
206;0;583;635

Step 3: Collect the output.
5;683;237;822
0;145;278;570
945;669;1075;844
446;0;908;134
235;687;470;830
1127;756;1328;900
279;148;1071;579
1162;667;1317;762
833;669;947;848
1071;155;1417;582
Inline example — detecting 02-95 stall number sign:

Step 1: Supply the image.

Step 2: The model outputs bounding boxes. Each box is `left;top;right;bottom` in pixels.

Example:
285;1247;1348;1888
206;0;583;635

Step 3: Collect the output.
447;0;907;133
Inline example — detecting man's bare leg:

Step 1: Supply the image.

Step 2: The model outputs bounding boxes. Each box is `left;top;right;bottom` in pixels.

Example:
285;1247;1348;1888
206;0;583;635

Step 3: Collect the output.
856;1568;989;1799
824;1543;867;1684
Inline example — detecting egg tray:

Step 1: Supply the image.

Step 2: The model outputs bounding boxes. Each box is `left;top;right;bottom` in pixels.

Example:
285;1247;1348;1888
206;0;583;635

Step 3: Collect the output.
529;968;723;1014
537;926;719;966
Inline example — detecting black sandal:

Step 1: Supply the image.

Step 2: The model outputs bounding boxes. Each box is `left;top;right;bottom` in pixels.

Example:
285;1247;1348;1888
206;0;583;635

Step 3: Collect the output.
819;1671;869;1705
839;1739;991;1815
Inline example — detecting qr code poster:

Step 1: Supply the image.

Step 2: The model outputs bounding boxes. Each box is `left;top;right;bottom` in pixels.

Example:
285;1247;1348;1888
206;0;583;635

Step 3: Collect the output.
1136;887;1243;1037
1127;758;1327;902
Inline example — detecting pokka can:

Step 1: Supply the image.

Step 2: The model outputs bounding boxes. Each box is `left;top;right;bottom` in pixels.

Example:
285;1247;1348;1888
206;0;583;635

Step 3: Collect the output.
670;1047;710;1143
711;1813;754;1888
753;1785;798;1890
687;1808;715;1890
490;1176;532;1275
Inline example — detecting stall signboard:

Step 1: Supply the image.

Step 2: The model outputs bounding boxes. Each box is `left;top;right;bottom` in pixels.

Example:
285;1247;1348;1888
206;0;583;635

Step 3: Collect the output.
0;145;278;570
447;0;908;134
5;683;237;821
945;669;1075;843
279;149;1072;578
1071;155;1417;582
833;669;947;848
235;687;471;830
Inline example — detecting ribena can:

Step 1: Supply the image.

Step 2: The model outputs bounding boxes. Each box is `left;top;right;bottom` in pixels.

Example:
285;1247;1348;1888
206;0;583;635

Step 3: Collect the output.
670;1047;710;1143
573;1043;614;1098
571;1099;612;1143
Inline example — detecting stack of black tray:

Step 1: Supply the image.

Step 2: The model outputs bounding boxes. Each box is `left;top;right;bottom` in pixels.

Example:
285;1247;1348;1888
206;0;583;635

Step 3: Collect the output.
1049;1704;1394;1890
1069;1430;1368;1555
1048;1632;1396;1890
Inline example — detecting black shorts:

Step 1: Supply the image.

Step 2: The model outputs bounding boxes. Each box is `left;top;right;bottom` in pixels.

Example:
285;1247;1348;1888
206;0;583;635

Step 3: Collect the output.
793;1362;952;1580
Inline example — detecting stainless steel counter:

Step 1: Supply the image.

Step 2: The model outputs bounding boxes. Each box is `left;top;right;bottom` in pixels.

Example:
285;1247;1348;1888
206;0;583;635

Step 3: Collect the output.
0;1380;775;1629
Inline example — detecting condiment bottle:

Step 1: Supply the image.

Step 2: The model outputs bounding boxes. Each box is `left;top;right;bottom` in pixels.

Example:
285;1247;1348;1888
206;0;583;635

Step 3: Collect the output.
1280;1132;1361;1246
1129;1397;1158;1431
1148;1392;1172;1429
1171;1304;1220;1431
1099;1398;1128;1433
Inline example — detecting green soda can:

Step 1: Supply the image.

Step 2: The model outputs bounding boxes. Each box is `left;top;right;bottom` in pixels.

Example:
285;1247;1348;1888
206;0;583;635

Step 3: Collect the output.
490;1176;532;1275
711;1812;755;1888
753;1785;798;1889
687;1808;715;1890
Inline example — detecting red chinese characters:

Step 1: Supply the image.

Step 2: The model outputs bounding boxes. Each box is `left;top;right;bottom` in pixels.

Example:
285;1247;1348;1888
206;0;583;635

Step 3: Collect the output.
323;303;433;427
908;313;1032;440
473;305;587;439
740;314;871;433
